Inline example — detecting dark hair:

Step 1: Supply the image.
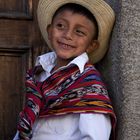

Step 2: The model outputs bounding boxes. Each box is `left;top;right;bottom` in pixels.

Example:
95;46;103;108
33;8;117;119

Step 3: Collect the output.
52;3;98;39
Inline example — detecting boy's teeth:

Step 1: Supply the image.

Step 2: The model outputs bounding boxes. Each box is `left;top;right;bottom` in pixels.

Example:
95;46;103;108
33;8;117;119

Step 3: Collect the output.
62;44;70;48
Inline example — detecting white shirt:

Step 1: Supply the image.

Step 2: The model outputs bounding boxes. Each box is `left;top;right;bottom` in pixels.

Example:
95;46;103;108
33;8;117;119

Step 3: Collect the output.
13;52;111;140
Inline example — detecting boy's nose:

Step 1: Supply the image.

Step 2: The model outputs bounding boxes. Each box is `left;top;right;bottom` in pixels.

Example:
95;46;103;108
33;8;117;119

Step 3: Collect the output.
64;29;73;40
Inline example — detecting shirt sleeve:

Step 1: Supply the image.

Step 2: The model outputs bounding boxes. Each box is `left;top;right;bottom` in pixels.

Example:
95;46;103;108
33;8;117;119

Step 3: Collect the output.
13;131;20;140
79;113;111;140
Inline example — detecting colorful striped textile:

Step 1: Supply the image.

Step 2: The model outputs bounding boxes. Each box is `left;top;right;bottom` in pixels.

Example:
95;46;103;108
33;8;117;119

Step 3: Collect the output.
18;63;116;139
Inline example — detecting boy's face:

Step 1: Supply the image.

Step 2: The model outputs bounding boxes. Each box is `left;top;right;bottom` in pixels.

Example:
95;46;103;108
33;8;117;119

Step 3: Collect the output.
47;10;98;64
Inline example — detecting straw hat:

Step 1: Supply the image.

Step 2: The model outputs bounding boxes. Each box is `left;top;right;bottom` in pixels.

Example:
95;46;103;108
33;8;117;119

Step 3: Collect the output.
37;0;115;63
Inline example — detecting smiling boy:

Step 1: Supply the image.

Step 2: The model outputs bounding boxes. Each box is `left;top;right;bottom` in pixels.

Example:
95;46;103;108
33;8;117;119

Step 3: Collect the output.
13;1;116;140
47;7;98;69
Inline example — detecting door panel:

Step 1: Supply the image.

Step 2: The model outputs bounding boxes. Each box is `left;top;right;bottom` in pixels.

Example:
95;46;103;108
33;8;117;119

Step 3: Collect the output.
0;0;32;19
0;50;27;139
0;0;49;139
0;20;31;48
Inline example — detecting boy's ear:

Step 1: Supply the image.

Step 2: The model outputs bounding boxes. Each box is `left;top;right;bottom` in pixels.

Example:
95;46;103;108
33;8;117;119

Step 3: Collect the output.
86;40;99;54
46;24;51;40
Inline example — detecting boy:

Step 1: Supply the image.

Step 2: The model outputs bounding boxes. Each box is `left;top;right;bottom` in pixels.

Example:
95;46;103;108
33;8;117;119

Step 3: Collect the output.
13;0;116;139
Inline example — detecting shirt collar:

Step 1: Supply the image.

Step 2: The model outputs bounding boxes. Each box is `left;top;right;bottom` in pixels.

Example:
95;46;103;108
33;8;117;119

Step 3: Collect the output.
35;52;89;73
35;52;56;72
68;52;89;73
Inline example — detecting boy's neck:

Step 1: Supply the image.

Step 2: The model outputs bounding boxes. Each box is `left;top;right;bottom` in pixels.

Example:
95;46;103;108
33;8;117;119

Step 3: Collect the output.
54;57;73;71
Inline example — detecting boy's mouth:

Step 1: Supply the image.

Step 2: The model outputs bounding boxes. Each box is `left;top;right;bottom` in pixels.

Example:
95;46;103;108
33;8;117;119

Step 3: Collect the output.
58;41;75;49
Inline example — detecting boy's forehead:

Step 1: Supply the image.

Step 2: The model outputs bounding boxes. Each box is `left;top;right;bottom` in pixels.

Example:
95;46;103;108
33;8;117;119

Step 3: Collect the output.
52;9;95;24
53;9;79;22
54;9;84;18
52;3;95;22
53;9;80;18
53;10;94;25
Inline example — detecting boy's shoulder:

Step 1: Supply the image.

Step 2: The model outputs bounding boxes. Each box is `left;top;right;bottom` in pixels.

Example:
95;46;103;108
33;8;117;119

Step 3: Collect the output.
83;63;103;82
85;63;100;73
25;65;44;83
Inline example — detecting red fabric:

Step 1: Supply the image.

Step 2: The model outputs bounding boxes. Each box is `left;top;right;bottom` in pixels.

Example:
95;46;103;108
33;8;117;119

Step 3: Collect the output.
18;63;116;139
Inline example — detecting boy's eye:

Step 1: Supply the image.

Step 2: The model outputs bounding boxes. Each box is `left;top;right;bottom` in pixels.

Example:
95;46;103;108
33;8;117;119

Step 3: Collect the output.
56;23;65;29
75;29;86;36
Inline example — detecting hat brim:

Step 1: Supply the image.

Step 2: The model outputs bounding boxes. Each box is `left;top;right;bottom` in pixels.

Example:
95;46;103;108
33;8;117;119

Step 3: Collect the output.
37;0;115;63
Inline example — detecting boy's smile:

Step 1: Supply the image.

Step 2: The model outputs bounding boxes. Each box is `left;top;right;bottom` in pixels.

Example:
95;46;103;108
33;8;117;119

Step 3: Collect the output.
47;10;97;67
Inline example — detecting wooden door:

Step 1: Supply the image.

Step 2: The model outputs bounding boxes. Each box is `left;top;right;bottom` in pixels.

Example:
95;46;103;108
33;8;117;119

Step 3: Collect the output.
0;0;49;139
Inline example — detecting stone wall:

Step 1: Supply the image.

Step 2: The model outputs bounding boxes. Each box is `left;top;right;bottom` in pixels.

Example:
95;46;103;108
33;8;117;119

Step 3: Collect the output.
97;0;140;140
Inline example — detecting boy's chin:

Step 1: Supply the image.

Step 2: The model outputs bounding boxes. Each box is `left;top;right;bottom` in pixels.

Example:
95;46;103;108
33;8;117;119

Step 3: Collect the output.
57;55;76;61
